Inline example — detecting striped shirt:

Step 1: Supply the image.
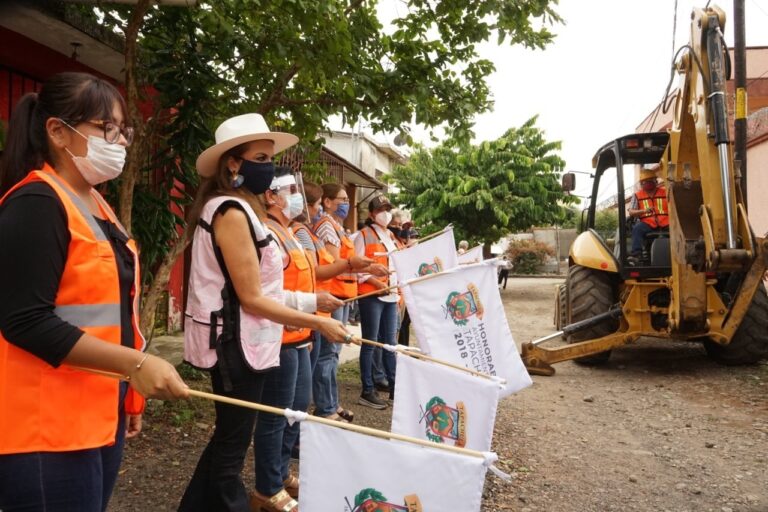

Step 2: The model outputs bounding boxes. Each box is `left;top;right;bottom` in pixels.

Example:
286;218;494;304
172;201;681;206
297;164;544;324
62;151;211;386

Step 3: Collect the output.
315;214;341;248
293;225;316;253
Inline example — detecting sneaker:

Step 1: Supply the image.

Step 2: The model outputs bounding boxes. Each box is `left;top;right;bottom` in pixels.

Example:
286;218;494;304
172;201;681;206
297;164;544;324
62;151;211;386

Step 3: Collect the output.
386;387;395;406
358;391;388;410
374;380;390;392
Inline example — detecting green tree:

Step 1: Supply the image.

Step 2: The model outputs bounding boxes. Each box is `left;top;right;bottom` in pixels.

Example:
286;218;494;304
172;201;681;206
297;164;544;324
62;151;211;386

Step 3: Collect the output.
594;208;619;240
389;117;576;253
76;0;563;331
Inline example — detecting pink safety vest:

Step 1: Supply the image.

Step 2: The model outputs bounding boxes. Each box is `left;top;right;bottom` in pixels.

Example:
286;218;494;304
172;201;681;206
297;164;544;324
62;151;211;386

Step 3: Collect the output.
184;196;284;371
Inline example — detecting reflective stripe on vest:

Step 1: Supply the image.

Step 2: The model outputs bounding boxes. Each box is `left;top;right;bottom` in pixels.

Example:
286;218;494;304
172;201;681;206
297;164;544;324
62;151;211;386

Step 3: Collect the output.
267;219;315;343
636;187;669;229
54;303;122;327
0;164;145;454
313;216;357;298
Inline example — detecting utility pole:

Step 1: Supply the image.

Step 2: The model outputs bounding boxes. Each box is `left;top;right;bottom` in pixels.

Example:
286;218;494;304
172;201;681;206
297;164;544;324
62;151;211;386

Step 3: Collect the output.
733;0;747;209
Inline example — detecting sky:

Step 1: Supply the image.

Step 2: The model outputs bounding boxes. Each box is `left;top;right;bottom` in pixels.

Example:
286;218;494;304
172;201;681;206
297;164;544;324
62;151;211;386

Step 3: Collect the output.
341;0;768;200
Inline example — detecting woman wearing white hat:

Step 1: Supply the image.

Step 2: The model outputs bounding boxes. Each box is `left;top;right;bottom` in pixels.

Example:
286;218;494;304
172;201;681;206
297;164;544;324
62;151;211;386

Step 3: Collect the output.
179;114;350;512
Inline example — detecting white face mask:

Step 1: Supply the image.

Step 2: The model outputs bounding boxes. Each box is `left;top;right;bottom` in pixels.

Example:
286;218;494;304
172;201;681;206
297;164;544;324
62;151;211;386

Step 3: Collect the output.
282;192;305;220
65;127;126;186
374;210;393;227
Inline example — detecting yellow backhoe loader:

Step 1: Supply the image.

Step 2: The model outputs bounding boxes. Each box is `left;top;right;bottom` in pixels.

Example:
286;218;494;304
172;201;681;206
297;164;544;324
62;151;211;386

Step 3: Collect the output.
522;4;768;376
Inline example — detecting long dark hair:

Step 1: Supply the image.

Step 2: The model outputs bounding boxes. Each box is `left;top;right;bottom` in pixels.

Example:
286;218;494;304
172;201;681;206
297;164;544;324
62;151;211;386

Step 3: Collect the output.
0;72;127;195
186;142;267;229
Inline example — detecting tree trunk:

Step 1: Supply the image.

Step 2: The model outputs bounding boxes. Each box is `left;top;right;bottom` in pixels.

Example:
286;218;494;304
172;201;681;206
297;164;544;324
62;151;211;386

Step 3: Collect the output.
118;0;151;231
139;229;193;337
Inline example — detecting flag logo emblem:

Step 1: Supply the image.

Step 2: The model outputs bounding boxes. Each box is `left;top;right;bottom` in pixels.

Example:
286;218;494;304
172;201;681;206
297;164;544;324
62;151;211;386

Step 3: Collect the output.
443;283;483;326
346;488;423;511
420;396;467;447
417;257;444;276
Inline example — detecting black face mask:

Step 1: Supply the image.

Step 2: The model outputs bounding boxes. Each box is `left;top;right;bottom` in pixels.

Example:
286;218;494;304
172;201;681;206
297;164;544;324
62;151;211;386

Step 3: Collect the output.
388;226;409;241
239;159;275;195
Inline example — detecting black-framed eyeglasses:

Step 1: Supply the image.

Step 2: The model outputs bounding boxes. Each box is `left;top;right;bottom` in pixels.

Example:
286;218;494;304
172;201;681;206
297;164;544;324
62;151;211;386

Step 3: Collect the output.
84;120;135;146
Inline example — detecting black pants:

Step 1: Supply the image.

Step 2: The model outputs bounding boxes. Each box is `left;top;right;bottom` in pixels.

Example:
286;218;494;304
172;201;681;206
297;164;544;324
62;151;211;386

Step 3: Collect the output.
398;309;411;346
178;349;268;512
498;269;509;289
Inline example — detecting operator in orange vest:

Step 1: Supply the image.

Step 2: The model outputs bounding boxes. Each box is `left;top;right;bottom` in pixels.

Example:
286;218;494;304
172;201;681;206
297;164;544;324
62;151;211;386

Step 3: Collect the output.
628;163;669;258
0;72;188;511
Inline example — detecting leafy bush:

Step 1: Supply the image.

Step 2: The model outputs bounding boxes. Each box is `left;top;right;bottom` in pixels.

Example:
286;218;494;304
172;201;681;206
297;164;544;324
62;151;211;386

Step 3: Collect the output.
505;239;555;274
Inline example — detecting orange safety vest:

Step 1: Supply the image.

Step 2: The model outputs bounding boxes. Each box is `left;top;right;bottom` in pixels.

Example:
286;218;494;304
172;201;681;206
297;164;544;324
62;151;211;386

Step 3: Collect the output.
0;164;146;454
635;186;669;229
267;218;316;343
292;223;334;318
358;225;400;296
313;215;357;299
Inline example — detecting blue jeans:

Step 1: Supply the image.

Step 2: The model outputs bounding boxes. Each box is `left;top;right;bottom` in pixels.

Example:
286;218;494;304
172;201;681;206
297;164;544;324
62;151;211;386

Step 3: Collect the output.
371;317;390;384
358;296;398;394
0;382;127;512
179;350;267;512
253;343;311;496
308;330;321;375
631;221;655;255
312;304;346;416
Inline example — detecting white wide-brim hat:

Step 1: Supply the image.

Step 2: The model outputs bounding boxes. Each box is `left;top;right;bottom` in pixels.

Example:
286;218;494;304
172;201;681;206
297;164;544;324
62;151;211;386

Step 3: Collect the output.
196;113;299;177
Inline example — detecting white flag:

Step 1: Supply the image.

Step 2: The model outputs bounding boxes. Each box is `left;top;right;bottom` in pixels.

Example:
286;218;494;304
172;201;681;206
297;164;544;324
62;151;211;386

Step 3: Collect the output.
458;244;484;264
299;421;488;511
403;260;532;397
391;352;500;452
390;227;459;284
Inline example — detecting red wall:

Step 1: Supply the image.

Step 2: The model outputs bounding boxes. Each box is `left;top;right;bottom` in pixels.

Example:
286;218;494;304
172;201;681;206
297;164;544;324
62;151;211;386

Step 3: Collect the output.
1;27;185;333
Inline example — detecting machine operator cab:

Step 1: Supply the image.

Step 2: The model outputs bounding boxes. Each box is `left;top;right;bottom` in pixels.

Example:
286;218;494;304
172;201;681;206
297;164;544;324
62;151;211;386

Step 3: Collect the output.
562;132;671;280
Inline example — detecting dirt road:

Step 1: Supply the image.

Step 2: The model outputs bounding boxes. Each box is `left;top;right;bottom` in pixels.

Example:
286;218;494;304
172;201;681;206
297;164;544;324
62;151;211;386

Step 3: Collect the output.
487;277;768;512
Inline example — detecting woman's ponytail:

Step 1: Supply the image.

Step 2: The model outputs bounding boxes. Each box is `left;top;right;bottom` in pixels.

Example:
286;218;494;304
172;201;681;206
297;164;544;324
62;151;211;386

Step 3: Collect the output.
0;92;44;195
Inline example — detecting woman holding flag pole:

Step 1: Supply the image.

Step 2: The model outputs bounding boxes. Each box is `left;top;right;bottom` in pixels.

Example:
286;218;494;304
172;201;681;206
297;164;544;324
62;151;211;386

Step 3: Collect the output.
311;183;388;421
354;194;402;409
253;166;350;507
292;181;387;388
179;114;351;512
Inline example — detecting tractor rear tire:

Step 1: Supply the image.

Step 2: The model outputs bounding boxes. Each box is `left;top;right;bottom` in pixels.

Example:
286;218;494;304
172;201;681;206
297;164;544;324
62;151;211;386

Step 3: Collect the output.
556;283;568;340
567;265;617;365
704;285;768;365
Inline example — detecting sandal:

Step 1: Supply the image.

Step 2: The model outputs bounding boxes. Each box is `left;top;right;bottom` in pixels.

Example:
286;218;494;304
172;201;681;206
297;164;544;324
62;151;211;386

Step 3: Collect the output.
336;407;355;423
283;474;299;499
320;412;349;423
249;489;298;512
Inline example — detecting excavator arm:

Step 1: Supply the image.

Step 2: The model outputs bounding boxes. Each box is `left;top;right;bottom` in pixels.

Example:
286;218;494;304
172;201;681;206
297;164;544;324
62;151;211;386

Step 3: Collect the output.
522;5;768;376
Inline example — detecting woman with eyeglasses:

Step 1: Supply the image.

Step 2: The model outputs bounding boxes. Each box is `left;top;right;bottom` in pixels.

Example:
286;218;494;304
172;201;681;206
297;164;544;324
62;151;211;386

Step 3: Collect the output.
310;183;370;421
0;72;189;511
179;115;350;512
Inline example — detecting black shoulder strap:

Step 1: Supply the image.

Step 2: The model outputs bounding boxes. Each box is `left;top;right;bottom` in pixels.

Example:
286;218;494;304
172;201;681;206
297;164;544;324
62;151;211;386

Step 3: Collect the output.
202;200;274;268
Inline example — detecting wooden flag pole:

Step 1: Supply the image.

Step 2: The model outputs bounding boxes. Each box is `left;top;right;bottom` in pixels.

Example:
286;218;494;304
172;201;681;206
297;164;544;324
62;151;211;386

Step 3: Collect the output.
74;367;491;460
341;284;398;304
343;257;472;304
355;338;506;384
404;225;451;245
